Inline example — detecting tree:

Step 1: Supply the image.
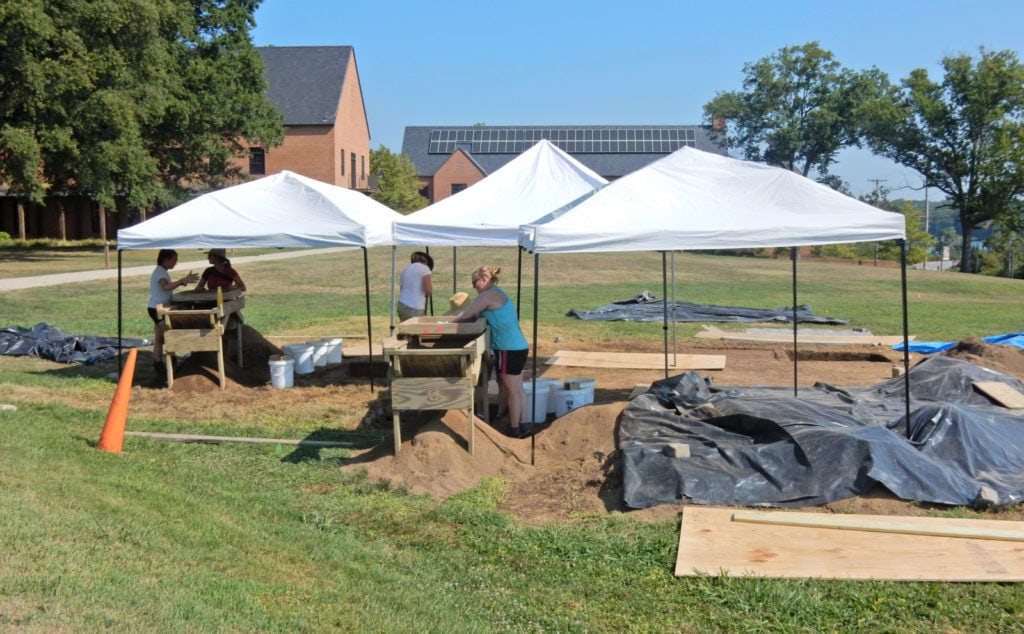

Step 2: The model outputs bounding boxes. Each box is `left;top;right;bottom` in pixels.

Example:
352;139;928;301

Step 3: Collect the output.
862;48;1024;273
370;146;427;214
0;0;282;212
703;42;894;183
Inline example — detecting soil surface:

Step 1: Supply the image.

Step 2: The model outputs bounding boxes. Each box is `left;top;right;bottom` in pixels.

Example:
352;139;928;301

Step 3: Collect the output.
132;329;1024;525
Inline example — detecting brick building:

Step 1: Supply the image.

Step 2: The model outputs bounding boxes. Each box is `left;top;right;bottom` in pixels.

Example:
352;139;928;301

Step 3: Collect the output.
244;46;371;190
0;45;371;240
401;124;726;203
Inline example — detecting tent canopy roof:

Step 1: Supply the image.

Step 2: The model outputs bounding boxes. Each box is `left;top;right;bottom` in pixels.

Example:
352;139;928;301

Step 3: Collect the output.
117;170;401;250
520;147;907;254
392;139;607;247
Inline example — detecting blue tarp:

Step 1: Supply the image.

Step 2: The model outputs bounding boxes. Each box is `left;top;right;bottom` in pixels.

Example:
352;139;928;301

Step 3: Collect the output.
894;331;1024;353
620;356;1024;509
0;323;149;365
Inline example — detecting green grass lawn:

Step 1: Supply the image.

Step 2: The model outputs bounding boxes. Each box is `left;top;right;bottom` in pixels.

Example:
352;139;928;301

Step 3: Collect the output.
2;247;1023;632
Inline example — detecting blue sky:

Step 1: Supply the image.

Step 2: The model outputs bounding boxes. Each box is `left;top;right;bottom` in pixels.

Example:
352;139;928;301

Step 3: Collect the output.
251;0;1023;197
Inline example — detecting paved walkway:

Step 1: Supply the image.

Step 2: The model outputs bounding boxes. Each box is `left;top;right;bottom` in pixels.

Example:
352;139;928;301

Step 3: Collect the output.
0;248;347;291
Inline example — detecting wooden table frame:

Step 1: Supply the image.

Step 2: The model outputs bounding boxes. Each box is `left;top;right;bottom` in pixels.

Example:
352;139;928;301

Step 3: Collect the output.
384;329;488;455
157;294;245;390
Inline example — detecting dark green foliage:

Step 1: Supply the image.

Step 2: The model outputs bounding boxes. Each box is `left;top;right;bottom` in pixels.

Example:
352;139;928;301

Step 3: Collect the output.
703;42;894;183
0;0;282;210
863;48;1024;273
370;145;428;214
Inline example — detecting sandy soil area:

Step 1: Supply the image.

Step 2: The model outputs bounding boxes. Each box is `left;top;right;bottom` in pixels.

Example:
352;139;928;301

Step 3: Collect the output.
132;328;1024;524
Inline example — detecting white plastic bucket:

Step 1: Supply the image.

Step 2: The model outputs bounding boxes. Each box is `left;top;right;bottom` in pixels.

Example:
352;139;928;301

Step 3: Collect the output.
533;378;563;414
268;355;295;389
521;380;550;424
282;344;315;375
322;337;343;364
308;340;330;367
554;387;588;417
565;377;596;405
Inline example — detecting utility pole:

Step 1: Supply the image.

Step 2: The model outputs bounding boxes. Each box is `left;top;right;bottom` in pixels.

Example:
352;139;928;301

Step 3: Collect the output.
868;178;887;199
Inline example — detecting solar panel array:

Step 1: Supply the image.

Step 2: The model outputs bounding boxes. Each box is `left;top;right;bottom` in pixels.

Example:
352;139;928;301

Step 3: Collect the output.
428;127;698;154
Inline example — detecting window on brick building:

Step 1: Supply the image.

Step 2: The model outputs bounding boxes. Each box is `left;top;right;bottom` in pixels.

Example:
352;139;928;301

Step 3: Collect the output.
361;155;366;180
451;183;467;195
249;148;266;175
340;149;345;175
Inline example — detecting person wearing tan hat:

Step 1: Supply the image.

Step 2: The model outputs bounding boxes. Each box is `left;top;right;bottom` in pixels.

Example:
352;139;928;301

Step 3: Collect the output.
397;251;433;322
195;248;246;292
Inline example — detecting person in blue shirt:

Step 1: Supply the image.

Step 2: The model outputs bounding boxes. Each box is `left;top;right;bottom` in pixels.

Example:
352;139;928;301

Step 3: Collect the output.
453;265;530;438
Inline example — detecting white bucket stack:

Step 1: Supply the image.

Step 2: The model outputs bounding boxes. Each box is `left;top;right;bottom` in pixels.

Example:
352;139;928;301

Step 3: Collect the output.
282;343;315;375
268;355;295;389
532;377;563;414
322;337;343;364
521;380;550;424
565;377;596;405
308;340;330;367
553;386;587;417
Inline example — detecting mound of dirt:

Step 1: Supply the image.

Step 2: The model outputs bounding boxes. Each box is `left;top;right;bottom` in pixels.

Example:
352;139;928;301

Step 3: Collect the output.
942;336;1024;378
130;331;1024;524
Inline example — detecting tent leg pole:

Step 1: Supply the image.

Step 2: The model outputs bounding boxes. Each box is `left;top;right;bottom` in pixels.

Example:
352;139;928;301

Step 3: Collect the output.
899;239;912;435
516;248;523;317
530;251;539;466
363;247;374;392
661;251;669;379
117;250;123;380
792;247;798;398
389;246;396;334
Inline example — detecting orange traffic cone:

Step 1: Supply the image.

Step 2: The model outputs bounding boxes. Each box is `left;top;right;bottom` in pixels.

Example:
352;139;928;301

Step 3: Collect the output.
98;347;138;453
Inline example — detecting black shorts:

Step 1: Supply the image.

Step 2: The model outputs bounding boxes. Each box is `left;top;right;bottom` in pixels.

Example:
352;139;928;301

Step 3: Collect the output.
147;307;163;323
493;349;528;376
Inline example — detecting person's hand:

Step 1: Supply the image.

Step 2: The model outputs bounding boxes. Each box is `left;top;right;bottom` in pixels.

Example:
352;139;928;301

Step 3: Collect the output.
181;271;199;285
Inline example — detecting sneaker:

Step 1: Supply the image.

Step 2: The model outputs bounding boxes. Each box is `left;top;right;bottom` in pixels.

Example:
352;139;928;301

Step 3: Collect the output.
514;423;533;439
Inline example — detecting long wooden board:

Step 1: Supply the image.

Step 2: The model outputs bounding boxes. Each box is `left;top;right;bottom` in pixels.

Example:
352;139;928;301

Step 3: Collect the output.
973;381;1024;409
732;509;1024;542
545;350;725;370
675;506;1024;581
695;325;912;346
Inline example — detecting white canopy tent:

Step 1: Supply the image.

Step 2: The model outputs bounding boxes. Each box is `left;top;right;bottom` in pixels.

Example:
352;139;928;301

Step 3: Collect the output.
520;147;906;253
517;146;911;418
116;170;404;388
119;170;399;249
389;139;607;328
393;139;607;247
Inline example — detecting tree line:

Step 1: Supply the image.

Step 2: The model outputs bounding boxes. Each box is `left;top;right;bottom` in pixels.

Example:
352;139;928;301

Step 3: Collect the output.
0;0;283;215
704;42;1024;275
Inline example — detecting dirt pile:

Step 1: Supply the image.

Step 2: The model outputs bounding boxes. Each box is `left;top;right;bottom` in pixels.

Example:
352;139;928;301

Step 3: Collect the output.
132;332;1024;524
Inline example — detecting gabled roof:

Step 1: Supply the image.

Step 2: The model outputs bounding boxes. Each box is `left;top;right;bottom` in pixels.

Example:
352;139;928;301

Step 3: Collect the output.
401;125;726;179
257;46;353;126
520;147;906;254
393;140;607;247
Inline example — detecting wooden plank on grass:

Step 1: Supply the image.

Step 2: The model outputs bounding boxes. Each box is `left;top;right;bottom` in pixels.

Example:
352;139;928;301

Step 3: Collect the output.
545;350;725;370
675;506;1024;581
695;325;912;346
732;509;1024;542
973;381;1024;409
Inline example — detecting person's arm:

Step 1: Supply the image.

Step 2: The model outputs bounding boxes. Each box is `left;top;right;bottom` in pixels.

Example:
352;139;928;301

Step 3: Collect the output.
422;273;432;298
159;272;197;292
453;289;496;322
231;272;247;292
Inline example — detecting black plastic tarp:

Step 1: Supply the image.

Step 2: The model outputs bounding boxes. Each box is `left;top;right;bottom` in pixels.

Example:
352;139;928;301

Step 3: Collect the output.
567;291;849;324
0;323;149;365
620;356;1024;509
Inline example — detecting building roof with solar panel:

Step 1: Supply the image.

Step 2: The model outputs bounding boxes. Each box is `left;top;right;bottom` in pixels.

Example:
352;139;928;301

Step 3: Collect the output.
400;124;727;182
